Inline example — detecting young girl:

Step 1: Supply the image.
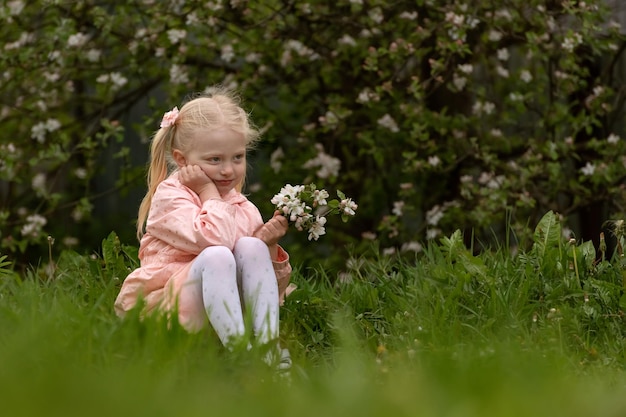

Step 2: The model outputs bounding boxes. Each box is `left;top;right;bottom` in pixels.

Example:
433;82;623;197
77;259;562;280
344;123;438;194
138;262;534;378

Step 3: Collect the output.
114;88;292;366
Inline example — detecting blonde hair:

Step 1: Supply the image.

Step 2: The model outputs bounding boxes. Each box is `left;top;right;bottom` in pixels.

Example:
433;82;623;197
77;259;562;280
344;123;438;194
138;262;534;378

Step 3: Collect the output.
136;87;260;239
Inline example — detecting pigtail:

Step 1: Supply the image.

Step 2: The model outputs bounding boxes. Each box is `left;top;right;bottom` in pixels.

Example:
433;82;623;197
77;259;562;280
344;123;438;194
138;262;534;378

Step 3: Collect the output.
136;127;174;239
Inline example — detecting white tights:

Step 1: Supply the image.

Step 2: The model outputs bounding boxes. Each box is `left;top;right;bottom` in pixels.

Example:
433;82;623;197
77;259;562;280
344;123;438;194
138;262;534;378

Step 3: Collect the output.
187;236;280;347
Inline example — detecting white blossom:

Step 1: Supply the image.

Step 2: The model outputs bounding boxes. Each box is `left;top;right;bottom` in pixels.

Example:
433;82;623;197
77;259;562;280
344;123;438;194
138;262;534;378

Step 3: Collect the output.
170;64;189;84
497;48;510;61
458;63;473;74
167;29;187;44
488;30;502;42
520;70;533;83
401;241;423;253
270;147;284;173
562;33;583;52
303;145;341;179
580;162;595;176
496;66;509;78
472;101;496;115
383;247;397;256
7;0;25;15
74;168;88;179
428;155;441;167
86;49;101;62
607;133;620;144
271;184;356;241
307;216;327;241
67;32;89;48
426;205;444;226
338;34;357;47
21;214;47;237
362;231;377;240
186;12;199;25
340;198;358;216
392;201;405;216
368;8;384;24
31;173;46;194
426;228;441;240
377;114;399;132
221;44;235;62
453;74;467;90
399;11;418;20
31;118;61;143
97;72;128;90
495;9;513;21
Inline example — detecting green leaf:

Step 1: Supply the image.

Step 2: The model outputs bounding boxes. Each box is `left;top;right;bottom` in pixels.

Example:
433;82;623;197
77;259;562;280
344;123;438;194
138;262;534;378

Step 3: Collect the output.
532;211;561;258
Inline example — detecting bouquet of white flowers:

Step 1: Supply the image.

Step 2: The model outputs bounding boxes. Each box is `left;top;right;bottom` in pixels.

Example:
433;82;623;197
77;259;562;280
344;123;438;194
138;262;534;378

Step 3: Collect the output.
271;184;358;241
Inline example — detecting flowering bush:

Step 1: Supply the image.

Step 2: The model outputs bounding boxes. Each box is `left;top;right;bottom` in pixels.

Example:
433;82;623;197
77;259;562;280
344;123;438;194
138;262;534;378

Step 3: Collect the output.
1;0;625;270
271;184;358;241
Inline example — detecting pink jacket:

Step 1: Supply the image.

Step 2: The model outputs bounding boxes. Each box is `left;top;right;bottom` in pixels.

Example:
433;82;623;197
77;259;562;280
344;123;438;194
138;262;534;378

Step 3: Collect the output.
114;171;292;327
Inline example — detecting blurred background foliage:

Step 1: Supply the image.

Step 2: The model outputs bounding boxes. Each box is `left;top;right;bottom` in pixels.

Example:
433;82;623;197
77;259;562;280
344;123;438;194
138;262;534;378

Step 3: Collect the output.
1;0;625;272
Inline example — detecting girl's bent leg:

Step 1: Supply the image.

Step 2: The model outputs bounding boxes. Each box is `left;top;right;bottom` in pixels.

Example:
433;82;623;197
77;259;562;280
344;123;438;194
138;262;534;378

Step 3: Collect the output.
189;246;245;346
234;237;280;345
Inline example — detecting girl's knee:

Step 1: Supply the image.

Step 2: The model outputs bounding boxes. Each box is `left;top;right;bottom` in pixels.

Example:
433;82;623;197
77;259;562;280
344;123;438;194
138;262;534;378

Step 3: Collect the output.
195;246;235;267
234;236;267;254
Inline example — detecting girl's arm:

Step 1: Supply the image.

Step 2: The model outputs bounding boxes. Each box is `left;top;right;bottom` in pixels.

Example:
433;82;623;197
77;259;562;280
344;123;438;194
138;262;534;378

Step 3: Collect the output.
146;179;240;252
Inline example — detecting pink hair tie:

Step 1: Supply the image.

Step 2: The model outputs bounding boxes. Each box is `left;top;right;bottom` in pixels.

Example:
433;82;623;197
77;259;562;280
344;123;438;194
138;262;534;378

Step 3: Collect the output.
160;106;179;128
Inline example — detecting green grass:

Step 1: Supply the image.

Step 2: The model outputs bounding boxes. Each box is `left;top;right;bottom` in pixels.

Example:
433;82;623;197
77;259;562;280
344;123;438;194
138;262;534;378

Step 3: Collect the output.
2;213;626;417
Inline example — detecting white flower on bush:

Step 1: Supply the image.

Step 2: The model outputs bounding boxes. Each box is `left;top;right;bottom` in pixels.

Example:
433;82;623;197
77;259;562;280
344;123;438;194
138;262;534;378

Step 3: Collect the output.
21;214;46;237
458;63;473;74
607;133;620;144
97;72;128;90
495;9;513;21
368;8;384;24
392;201;404;216
496;66;509;78
453;74;467;90
271;184;357;241
74;167;88;179
488;30;502;42
472;101;495;116
303;143;341;179
428;155;441;167
7;0;25;15
67;32;89;48
399;11;418;20
338;34;357;47
221;44;235;62
167;29;186;44
31;118;61;143
270;147;284;173
562;33;583;52
170;64;189;84
580;162;595;176
401;241;423;253
377;114;399;132
32;173;46;195
520;70;533;83
426;204;445;226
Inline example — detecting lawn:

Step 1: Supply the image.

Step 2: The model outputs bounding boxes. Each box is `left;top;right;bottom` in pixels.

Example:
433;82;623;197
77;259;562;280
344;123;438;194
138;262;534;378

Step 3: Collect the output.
1;212;626;417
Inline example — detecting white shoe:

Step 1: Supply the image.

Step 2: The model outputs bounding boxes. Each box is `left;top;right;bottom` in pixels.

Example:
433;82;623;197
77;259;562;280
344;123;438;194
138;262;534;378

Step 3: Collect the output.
277;347;292;372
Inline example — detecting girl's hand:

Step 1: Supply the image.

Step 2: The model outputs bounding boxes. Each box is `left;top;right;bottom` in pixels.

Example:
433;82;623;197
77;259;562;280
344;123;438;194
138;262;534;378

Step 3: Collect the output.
179;165;220;201
254;211;288;258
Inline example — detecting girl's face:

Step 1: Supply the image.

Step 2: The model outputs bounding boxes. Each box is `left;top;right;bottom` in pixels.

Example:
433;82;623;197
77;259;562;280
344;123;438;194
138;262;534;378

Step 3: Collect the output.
174;126;247;196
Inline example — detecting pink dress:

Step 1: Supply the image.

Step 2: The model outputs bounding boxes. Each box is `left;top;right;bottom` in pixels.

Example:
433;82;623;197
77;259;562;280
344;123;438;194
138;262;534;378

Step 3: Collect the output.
114;171;292;329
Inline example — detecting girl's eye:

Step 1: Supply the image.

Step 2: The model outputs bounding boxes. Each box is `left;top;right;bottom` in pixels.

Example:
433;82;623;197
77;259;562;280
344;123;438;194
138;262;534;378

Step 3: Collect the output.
234;154;245;161
208;157;220;163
